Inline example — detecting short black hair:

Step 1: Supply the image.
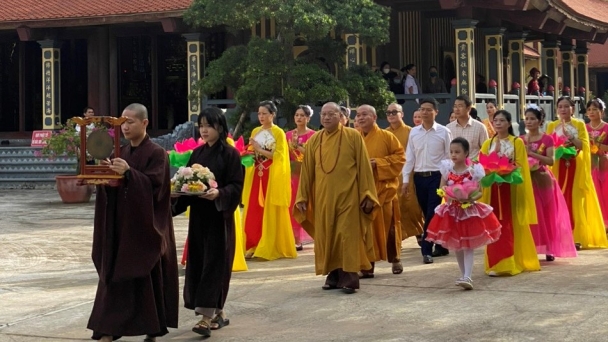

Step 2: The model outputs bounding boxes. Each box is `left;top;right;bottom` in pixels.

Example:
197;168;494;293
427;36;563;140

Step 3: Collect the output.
455;95;472;108
404;64;416;72
420;98;439;110
451;137;470;155
83;107;94;114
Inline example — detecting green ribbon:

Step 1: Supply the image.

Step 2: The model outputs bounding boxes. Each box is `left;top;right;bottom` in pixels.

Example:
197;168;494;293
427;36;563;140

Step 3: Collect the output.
555;146;577;160
480;167;523;188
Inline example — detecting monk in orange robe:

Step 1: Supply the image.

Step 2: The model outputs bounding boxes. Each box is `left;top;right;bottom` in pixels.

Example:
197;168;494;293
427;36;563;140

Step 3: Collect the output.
295;102;378;294
385;103;425;241
356;104;406;276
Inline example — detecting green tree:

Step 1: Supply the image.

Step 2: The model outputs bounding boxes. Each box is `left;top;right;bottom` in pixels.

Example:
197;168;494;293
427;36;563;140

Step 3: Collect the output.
185;0;393;138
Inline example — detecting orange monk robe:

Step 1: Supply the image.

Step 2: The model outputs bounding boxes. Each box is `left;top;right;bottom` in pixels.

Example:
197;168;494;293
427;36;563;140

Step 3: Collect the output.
386;122;425;239
361;124;406;262
294;125;379;275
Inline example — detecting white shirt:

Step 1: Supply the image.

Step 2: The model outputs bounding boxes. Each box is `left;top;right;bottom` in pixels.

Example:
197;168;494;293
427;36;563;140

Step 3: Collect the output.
404;75;418;94
402;122;452;182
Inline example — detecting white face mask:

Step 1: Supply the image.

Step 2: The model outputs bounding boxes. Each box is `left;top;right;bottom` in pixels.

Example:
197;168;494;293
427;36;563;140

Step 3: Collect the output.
383;68;390;74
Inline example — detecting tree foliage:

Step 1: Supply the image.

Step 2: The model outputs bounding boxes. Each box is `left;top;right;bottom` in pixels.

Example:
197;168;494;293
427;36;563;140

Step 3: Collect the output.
185;0;393;138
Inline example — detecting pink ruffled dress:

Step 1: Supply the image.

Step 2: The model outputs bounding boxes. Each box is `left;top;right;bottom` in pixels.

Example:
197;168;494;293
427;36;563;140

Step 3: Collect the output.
522;134;577;257
426;161;501;250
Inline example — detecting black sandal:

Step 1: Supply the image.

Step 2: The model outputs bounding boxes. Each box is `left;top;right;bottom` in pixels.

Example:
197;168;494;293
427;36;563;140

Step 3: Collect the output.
210;315;230;330
192;319;211;337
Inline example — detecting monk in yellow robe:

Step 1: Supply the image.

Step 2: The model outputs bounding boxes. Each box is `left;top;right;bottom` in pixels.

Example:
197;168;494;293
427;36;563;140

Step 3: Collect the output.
356;104;406;276
385;103;425;240
295;102;378;294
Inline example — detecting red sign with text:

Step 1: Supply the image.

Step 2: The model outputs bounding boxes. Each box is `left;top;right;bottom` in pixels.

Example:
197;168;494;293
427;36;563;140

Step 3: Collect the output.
31;130;52;147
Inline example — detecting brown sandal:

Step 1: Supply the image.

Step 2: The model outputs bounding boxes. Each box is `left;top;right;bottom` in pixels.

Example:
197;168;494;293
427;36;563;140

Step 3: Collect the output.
210;314;230;330
192;318;211;337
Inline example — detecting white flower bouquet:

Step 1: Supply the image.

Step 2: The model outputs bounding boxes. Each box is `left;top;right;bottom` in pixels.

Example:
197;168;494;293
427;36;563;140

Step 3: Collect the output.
170;163;217;195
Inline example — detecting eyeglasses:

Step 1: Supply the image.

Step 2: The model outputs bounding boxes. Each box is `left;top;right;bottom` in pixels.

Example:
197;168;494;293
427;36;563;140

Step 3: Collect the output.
386;110;401;116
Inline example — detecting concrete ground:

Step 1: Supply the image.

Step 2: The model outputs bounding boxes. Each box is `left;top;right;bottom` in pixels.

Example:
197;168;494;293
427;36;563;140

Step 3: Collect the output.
1;190;608;342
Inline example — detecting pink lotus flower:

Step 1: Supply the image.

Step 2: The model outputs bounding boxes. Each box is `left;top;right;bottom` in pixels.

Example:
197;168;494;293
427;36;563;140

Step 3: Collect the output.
550;132;569;147
181;184;189;192
174;138;203;153
478;151;516;175
443;181;480;201
528;157;540;171
209;179;218;188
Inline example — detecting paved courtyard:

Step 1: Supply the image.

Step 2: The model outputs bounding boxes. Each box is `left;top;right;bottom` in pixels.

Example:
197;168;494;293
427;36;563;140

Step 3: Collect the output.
1;190;608;341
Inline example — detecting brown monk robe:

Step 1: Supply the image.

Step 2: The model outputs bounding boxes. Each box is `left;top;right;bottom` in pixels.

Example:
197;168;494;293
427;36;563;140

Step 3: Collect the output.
294;102;378;294
172;108;244;337
385;103;425;239
88;104;178;341
356;105;406;276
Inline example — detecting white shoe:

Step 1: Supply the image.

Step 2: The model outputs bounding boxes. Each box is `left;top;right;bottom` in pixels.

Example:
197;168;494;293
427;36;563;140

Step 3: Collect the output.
457;277;473;290
455;277;464;286
488;271;498;277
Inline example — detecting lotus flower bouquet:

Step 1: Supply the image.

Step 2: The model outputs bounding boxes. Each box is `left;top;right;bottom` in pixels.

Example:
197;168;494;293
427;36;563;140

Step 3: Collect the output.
550;132;577;161
436;181;482;209
477;151;523;187
168;138;204;168
528;157;540;171
171;163;217;195
233;136;255;167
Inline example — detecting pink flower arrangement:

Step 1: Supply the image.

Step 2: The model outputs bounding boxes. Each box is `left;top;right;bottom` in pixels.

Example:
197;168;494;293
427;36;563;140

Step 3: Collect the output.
171;163;217;194
478;151;516;175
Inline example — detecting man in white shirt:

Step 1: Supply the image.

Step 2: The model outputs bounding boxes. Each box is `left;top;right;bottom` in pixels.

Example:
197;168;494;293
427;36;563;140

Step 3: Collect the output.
447;95;489;161
401;98;452;264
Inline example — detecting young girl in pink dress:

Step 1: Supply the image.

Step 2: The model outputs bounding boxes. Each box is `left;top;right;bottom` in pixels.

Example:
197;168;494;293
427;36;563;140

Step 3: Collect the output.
522;105;577;261
286;105;316;250
585;98;608;229
426;137;501;290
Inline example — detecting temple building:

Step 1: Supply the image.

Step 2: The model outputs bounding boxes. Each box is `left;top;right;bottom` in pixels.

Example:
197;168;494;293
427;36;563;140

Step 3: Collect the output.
1;0;607;138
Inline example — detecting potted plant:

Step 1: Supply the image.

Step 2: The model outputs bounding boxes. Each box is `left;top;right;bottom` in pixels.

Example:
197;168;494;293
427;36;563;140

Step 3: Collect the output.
37;119;114;203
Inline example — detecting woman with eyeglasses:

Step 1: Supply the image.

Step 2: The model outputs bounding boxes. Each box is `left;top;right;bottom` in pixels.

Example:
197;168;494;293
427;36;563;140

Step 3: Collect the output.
242;100;297;260
547;97;607;249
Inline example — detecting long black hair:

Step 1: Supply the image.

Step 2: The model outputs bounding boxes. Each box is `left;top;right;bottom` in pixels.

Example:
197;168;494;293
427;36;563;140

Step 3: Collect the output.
493;110;515;137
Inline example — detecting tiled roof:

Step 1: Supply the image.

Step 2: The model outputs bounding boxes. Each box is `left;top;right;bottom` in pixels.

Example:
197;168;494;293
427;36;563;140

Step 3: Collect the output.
589;42;608;68
553;0;608;27
0;0;192;22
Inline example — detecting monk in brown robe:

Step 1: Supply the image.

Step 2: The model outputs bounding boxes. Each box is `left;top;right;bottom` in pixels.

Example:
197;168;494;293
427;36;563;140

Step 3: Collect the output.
385;103;425;242
88;103;179;342
295;102;378;294
356;104;406;276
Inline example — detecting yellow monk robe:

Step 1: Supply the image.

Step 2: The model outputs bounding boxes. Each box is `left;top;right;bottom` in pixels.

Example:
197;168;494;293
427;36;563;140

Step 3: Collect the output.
386;122;425;238
481;136;540;275
294;125;379;274
242;125;297;260
361;124;405;262
546;119;608;249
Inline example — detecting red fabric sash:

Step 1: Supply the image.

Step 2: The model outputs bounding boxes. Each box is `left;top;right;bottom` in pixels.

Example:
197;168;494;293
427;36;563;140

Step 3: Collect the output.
486;183;514;268
244;159;272;249
557;158;577;230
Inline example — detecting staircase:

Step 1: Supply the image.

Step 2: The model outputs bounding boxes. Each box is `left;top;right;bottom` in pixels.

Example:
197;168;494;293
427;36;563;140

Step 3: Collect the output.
0;146;76;189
